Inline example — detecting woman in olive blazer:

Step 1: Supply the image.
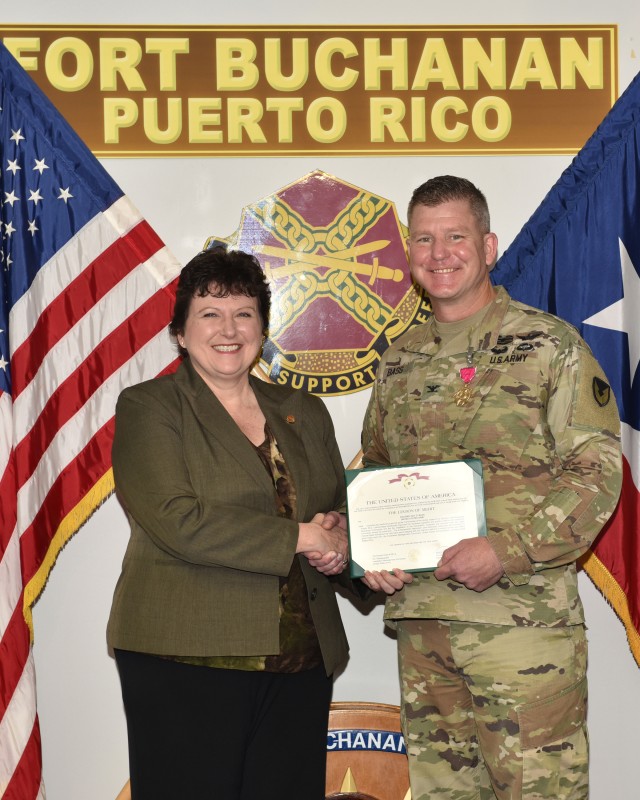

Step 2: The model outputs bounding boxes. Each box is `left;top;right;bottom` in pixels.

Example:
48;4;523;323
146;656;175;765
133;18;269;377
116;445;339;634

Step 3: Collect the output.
107;247;350;800
107;360;349;670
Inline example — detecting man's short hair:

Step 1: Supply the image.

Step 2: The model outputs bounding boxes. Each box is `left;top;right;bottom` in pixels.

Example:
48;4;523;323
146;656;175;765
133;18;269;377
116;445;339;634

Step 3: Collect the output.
408;175;490;233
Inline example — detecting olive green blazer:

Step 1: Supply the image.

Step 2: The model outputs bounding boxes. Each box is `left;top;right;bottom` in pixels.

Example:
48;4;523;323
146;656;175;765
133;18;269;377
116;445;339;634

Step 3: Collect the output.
107;359;349;675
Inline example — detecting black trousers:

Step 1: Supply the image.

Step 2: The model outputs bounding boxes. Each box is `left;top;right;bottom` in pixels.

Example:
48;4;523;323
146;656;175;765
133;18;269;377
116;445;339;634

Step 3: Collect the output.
115;649;333;800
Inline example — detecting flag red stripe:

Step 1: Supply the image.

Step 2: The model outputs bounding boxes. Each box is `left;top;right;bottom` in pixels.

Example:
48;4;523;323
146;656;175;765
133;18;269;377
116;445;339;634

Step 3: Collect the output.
0;455;17;557
10;220;164;397
592;457;640;631
0;598;31;718
13;286;176;488
3;718;43;800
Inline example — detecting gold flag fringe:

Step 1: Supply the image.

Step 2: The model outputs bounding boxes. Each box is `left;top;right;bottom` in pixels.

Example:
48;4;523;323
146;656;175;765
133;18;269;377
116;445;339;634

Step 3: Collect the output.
23;468;115;641
581;549;640;668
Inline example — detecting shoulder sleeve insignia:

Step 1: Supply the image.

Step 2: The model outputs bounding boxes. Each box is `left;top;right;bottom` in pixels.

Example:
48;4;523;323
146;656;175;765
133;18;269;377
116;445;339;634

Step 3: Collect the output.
593;376;611;407
571;348;619;432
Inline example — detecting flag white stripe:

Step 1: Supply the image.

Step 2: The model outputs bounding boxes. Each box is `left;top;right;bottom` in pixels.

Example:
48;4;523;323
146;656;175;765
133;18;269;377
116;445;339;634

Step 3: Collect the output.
16;329;175;535
140;239;182;288
0;392;20;641
101;195;144;238
0;529;21;638
0;393;11;476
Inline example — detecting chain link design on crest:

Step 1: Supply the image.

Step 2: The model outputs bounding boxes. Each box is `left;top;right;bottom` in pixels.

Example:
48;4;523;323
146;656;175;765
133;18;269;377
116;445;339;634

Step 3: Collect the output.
244;191;400;337
269;270;396;339
252;190;389;252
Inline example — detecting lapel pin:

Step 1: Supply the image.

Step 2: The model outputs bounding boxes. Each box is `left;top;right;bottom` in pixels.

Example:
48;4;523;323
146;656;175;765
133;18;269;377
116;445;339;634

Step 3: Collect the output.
286;414;296;424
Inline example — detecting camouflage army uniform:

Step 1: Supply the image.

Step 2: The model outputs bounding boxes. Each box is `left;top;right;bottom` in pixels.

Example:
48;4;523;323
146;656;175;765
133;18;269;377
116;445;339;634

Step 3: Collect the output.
362;286;622;800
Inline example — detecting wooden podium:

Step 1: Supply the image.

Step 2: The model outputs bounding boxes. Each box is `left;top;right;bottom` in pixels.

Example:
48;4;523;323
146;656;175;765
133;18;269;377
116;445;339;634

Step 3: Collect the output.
325;702;411;800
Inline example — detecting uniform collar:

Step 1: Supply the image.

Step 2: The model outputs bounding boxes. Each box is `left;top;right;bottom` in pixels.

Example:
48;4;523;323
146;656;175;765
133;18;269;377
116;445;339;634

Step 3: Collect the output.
406;286;512;358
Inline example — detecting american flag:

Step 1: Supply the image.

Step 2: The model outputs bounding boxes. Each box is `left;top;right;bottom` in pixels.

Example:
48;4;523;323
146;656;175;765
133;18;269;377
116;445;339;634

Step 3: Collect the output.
492;68;640;666
0;43;180;797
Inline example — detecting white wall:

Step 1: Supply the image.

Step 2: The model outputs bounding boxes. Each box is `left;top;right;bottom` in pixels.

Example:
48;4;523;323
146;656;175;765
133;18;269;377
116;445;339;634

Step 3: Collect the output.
4;1;639;798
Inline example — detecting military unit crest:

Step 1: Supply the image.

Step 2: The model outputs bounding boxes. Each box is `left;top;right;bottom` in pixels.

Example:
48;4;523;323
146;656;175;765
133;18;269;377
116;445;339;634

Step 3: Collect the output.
206;170;430;396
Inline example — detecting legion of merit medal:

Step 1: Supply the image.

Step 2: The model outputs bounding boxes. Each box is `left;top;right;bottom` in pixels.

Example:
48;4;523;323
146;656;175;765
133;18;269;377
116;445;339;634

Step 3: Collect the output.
453;347;477;406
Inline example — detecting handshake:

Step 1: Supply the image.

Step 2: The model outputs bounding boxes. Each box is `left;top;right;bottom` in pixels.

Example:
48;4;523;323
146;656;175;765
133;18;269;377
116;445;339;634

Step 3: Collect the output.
297;510;349;576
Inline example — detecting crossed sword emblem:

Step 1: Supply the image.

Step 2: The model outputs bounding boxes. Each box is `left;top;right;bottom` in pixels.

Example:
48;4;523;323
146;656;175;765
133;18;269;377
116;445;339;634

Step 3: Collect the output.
255;240;404;286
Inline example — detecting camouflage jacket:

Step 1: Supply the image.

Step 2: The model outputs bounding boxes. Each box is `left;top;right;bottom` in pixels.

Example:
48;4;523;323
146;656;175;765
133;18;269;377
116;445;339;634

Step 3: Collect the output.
362;286;622;626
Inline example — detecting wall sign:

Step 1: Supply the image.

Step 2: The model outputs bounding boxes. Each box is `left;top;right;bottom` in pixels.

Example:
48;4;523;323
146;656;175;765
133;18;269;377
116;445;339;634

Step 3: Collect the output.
1;25;617;156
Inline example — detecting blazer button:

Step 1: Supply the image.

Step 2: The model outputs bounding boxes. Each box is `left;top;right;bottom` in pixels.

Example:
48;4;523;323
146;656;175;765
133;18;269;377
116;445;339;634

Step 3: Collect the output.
310;588;318;601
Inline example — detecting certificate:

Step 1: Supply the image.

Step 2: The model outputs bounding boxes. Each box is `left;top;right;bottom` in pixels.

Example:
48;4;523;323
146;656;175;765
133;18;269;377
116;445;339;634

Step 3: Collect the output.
345;459;486;578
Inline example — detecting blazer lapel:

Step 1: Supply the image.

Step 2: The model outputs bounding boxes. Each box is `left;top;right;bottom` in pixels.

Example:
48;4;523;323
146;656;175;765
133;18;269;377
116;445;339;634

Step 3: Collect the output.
174;361;275;494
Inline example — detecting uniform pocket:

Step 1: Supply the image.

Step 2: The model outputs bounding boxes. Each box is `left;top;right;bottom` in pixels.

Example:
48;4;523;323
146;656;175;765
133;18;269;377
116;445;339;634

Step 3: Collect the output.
518;675;587;749
518;676;589;798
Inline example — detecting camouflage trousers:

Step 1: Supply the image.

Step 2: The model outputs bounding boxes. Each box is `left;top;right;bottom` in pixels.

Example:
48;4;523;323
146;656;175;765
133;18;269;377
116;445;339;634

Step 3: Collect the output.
396;619;588;800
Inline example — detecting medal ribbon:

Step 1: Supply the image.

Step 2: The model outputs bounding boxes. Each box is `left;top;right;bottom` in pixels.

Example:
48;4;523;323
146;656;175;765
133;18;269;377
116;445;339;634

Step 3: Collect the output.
459;366;476;384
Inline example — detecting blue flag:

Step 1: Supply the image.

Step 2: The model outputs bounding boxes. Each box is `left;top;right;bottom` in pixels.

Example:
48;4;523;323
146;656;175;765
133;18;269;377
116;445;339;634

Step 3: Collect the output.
492;69;640;665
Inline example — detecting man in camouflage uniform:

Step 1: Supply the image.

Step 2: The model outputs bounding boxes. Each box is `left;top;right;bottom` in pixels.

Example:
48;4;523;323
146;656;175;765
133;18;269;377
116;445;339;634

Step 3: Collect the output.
360;176;622;799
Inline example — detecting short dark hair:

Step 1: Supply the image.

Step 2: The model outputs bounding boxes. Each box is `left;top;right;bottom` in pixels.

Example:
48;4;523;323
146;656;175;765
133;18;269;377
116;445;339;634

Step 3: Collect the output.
407;175;490;233
169;247;271;358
